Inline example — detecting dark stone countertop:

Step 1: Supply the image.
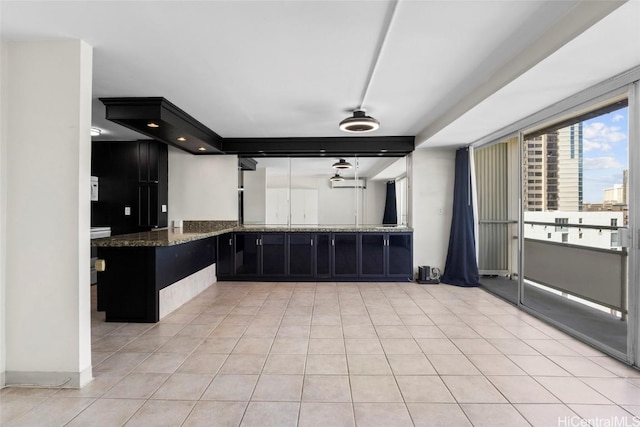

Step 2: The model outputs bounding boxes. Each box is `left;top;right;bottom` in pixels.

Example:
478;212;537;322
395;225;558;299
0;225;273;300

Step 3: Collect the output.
92;221;412;247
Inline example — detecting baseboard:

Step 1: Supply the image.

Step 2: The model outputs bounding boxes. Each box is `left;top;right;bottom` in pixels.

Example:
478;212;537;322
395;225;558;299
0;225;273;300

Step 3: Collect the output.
5;365;93;389
0;371;5;388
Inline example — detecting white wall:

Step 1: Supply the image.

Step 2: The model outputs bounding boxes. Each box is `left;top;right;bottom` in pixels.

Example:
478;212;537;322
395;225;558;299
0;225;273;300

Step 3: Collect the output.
243;168;266;224
168;147;238;221
411;149;456;274
266;175;386;225
0;42;8;387
4;40;93;387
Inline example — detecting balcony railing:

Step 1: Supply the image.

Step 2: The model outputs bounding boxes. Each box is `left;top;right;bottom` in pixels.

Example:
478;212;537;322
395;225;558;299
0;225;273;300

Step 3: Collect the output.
523;221;627;316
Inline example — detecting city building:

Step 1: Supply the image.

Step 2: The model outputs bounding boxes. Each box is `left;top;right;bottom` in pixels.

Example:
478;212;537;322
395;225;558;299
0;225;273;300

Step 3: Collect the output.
523;123;583;212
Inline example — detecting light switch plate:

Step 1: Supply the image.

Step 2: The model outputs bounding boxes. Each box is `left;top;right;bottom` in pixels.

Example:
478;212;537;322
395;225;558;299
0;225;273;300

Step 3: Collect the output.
124;206;131;216
162;204;167;213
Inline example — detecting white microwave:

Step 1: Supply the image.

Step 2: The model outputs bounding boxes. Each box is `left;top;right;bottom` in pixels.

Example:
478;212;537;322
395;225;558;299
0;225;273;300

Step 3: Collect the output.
91;176;99;201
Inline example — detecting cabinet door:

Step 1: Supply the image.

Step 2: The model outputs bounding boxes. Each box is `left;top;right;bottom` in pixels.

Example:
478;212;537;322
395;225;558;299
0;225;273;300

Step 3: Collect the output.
387;233;413;279
261;233;286;276
289;234;314;276
315;233;331;278
235;233;260;275
333;233;358;277
360;233;386;277
138;182;159;227
217;233;234;277
136;141;166;229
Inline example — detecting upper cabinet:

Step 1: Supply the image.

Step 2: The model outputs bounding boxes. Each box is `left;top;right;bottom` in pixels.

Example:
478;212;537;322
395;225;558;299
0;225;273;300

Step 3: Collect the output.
137;140;168;229
91;140;168;234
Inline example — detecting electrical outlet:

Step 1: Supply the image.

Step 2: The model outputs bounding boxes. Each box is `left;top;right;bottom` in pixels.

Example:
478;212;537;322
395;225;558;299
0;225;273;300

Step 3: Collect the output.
162;204;167;213
124;206;131;216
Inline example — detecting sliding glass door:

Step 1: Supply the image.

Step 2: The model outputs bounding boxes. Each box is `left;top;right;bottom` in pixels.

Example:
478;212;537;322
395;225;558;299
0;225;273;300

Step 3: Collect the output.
520;95;630;358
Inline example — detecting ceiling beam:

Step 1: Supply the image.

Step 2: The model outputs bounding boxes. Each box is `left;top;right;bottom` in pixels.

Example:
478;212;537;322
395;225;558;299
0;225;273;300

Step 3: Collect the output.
222;136;414;157
101;98;414;157
100;97;224;154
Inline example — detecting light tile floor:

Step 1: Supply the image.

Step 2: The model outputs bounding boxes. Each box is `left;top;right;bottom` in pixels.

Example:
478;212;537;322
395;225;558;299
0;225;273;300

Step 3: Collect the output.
2;281;640;426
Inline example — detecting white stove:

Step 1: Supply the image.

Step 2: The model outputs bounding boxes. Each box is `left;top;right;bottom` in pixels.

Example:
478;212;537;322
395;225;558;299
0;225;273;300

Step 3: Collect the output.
90;226;111;239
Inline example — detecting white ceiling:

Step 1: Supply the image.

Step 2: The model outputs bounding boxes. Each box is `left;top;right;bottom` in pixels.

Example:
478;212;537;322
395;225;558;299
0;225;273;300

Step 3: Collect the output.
1;1;638;163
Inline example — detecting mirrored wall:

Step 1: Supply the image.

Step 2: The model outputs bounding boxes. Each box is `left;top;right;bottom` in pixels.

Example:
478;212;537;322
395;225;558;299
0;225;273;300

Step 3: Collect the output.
240;156;409;227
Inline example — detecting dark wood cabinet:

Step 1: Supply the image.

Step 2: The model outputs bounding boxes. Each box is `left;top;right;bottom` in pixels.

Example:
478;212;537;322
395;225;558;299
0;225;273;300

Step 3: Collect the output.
98;237;216;322
91;140;167;235
360;232;413;280
332;233;359;278
217;231;412;282
262;234;286;276
288;234;314;277
234;233;286;276
360;233;386;277
137;140;167;229
315;233;332;278
387;233;413;279
235;233;260;275
216;233;235;276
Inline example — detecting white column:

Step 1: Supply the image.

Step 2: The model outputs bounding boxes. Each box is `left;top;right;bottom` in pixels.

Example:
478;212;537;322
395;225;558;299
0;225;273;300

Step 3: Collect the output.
410;149;456;275
0;42;8;388
3;40;93;388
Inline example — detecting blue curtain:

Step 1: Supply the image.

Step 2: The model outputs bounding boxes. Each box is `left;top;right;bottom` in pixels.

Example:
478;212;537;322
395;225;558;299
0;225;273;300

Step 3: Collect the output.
382;181;397;225
442;148;480;287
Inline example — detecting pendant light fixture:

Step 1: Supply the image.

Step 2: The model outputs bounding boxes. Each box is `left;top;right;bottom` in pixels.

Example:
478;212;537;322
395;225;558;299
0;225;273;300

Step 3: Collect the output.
339;110;380;133
332;158;353;169
329;172;345;182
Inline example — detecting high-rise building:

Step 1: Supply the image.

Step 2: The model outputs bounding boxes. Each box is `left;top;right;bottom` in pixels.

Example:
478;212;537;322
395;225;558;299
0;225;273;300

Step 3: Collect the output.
523;122;583;212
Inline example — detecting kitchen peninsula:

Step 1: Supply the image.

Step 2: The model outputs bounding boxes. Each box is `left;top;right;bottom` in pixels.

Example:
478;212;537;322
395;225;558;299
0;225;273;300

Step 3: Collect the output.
93;220;413;322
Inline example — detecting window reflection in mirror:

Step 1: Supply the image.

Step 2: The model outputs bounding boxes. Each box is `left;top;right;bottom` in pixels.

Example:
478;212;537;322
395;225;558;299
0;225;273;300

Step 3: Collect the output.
241;156;408;227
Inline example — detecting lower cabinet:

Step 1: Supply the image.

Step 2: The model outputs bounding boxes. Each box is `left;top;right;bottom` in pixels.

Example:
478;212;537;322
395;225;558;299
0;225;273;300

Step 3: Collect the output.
332;233;359;278
387;233;413;279
315;233;332;278
218;231;412;281
216;233;234;276
360;232;413;281
234;233;286;276
360;233;386;277
261;234;286;276
288;234;314;277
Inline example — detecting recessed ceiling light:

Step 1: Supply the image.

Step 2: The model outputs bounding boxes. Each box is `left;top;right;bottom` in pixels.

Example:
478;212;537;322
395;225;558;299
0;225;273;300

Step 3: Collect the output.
90;127;102;137
177;137;187;142
332;159;353;169
198;147;206;151
339;109;379;133
147;122;160;128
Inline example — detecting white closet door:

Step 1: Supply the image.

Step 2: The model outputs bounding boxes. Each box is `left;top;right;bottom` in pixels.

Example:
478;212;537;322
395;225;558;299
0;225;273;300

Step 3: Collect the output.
291;189;318;225
266;188;289;225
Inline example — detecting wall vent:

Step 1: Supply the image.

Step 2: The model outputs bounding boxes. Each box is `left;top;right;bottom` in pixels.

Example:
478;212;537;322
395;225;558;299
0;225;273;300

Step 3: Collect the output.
331;179;366;189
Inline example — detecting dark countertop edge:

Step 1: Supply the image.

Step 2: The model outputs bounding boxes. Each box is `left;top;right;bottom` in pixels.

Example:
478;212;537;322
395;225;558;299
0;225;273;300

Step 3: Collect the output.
92;225;413;248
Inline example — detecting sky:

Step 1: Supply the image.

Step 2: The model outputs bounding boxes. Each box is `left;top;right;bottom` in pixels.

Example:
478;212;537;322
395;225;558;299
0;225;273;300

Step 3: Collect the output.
581;107;628;203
